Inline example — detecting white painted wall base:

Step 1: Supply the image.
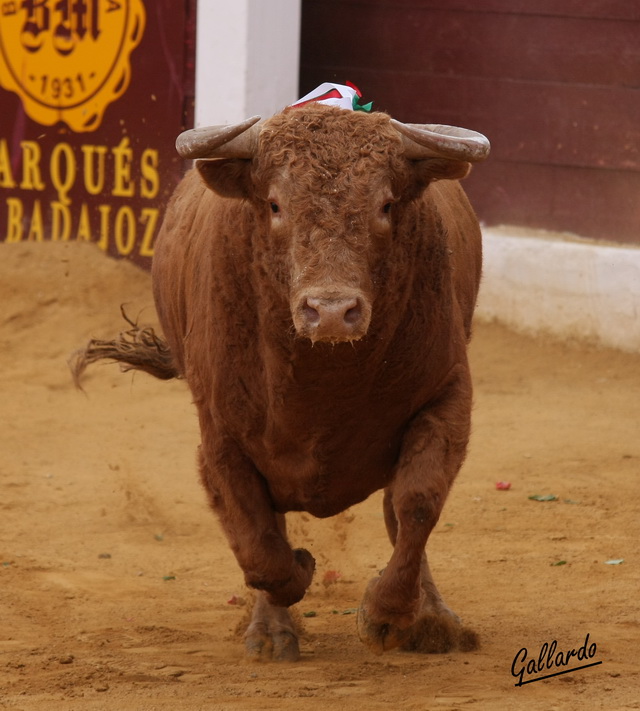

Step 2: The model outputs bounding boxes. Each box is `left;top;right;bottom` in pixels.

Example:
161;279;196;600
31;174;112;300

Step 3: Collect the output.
476;227;640;352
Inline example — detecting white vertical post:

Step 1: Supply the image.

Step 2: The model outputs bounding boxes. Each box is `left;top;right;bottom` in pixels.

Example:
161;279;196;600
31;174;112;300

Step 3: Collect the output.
195;0;301;126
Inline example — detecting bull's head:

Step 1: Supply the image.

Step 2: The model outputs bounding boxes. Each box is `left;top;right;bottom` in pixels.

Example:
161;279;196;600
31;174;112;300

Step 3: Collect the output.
175;106;489;344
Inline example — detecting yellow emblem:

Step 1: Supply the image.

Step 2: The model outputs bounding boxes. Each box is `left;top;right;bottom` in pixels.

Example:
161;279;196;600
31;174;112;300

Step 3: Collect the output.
0;0;146;132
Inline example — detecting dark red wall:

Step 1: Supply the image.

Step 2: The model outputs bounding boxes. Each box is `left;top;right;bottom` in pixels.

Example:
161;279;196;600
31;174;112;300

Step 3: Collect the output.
300;0;640;245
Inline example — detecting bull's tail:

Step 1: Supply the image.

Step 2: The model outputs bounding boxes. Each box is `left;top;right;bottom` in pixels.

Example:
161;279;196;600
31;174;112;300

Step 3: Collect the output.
70;307;180;388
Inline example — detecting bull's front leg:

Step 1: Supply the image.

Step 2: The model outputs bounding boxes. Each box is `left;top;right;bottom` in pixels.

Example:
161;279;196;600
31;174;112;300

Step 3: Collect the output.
357;364;479;655
243;514;303;662
198;431;315;609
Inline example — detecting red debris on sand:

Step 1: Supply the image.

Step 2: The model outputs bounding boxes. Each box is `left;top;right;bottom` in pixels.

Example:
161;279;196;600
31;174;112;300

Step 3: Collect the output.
495;481;511;490
322;570;342;586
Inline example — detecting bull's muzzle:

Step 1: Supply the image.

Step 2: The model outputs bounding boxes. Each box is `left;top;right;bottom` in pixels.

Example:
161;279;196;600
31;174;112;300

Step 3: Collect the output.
292;288;372;343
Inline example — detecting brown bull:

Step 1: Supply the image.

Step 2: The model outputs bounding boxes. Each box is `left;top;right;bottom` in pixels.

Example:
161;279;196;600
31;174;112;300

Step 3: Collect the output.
73;102;489;661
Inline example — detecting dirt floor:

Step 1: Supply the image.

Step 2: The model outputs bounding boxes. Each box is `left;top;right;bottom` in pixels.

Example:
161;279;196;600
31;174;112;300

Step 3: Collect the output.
1;241;638;710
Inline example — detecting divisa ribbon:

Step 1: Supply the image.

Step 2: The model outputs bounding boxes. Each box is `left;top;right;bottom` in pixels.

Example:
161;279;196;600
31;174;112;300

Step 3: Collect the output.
290;81;373;112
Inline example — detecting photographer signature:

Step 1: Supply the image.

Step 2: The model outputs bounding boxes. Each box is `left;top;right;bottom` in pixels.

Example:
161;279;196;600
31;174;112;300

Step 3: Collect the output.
511;633;602;686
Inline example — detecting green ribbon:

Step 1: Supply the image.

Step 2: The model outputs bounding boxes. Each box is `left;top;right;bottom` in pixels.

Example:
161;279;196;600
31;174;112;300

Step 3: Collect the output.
352;94;373;113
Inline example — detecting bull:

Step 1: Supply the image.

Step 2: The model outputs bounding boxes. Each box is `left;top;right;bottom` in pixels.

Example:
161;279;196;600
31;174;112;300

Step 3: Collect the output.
73;98;490;661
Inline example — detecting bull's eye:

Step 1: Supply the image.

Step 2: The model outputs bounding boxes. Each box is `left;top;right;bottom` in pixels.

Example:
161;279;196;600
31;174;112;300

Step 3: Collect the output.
270;202;280;214
382;202;393;214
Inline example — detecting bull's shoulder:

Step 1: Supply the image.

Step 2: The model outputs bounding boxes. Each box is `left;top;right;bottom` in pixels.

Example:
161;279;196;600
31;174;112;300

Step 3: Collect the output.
152;167;260;360
156;168;255;257
428;180;476;219
429;180;482;338
163;168;207;223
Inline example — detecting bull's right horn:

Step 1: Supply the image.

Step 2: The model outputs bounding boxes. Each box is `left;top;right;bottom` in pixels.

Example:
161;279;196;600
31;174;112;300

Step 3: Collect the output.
176;115;262;159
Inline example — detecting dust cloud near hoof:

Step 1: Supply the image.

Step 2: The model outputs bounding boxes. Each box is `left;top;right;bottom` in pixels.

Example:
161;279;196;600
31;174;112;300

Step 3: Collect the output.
399;613;480;654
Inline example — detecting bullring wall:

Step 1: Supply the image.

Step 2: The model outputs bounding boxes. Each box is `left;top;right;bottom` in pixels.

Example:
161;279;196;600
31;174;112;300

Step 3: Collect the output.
300;0;640;247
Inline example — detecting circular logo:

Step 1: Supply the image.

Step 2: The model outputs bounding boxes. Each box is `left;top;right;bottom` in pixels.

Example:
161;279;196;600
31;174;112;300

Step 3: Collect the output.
0;0;146;132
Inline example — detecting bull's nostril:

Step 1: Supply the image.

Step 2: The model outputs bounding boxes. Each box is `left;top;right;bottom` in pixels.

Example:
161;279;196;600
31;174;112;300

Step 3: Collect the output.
302;302;320;325
344;303;361;325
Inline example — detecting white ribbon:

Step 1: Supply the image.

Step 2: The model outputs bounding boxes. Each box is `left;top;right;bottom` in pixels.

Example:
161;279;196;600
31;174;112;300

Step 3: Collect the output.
290;82;361;111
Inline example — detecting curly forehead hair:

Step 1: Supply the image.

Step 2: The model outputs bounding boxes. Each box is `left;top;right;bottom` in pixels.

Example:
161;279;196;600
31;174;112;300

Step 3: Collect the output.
253;104;410;197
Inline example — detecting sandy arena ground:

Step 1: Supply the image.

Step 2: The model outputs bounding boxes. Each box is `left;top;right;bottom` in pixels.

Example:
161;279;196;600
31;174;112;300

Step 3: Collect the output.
1;241;638;710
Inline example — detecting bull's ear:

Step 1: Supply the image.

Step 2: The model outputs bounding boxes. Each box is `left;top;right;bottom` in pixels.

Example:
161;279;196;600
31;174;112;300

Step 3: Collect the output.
412;158;471;185
196;158;253;199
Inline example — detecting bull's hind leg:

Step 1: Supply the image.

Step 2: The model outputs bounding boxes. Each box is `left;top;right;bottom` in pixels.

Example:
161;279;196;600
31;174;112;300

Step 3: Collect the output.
243;514;301;662
357;364;479;654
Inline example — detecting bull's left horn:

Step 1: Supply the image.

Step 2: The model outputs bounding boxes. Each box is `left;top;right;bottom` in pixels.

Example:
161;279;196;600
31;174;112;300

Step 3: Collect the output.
176;115;262;159
391;119;490;163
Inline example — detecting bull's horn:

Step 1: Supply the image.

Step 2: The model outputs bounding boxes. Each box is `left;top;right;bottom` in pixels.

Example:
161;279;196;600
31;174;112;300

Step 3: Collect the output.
175;115;262;159
391;119;490;163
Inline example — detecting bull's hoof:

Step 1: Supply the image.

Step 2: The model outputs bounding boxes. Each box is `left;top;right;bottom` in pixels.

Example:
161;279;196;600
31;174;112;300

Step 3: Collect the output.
245;628;300;662
356;605;411;655
356;577;479;655
356;577;414;654
243;592;301;662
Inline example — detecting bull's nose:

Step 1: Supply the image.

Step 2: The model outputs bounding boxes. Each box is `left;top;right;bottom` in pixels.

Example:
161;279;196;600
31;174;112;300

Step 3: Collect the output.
294;291;371;343
304;295;360;326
